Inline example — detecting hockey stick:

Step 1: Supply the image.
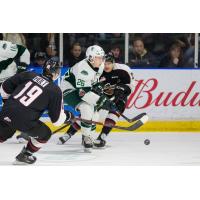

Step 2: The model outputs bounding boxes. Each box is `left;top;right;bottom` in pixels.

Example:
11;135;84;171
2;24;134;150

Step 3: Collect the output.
115;111;147;123
105;97;147;123
52;121;71;134
52;112;147;134
53;113;149;134
75;114;148;131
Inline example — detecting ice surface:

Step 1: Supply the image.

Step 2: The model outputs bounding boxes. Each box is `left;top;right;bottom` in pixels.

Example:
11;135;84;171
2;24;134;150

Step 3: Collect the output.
1;132;200;165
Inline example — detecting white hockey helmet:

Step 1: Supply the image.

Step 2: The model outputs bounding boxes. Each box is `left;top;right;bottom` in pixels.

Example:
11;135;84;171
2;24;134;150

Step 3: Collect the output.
86;45;105;61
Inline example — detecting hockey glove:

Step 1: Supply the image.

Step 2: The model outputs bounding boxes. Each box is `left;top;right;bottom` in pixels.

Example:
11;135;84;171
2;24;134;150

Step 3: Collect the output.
96;95;116;111
114;83;131;99
91;82;104;96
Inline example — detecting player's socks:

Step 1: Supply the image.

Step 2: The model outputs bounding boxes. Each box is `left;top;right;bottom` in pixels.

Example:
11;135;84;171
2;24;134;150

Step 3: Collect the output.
26;138;46;153
81;121;93;149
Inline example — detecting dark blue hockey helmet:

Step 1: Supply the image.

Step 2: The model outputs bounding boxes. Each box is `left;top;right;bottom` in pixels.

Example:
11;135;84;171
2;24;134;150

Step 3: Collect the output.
43;59;61;78
105;52;115;63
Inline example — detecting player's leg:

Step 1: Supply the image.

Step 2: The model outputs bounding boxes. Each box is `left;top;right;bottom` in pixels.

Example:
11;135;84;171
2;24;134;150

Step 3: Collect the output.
14;121;52;165
78;102;95;149
81;111;99;145
58;89;81;144
94;111;119;147
0;120;16;143
94;98;126;147
16;132;30;143
58;121;81;144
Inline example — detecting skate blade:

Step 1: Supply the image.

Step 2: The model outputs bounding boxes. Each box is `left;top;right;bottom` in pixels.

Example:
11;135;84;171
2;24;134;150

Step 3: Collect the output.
57;140;65;145
92;146;106;150
13;160;35;165
13;160;29;165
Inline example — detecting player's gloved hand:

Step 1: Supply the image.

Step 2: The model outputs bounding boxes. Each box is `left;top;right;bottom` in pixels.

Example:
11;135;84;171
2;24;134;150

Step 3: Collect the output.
91;82;104;96
64;110;75;124
17;62;27;73
114;98;126;113
114;83;131;100
96;95;116;111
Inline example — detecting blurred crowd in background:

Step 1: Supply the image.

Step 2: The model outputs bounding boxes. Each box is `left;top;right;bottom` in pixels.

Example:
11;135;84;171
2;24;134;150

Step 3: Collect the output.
0;33;197;68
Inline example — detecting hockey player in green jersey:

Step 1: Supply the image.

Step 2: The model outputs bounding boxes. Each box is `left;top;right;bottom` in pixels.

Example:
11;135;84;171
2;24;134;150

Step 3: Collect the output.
58;45;115;150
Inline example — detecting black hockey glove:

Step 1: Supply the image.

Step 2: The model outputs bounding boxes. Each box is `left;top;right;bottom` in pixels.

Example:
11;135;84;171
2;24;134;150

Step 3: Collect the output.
114;98;127;113
91;82;104;96
113;84;131;113
114;83;131;100
96;95;116;111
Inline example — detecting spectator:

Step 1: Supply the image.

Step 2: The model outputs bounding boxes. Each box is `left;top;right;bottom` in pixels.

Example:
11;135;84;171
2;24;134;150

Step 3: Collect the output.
46;44;59;62
159;43;185;68
129;38;157;67
110;44;123;63
66;42;84;67
182;34;195;67
33;52;47;67
3;33;26;47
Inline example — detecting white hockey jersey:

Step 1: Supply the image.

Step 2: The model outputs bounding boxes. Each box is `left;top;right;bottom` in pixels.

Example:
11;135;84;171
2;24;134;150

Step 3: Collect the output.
61;59;104;90
0;40;30;83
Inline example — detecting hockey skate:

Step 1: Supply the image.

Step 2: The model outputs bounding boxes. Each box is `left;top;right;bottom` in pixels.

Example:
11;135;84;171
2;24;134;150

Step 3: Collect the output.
93;133;107;148
58;133;71;145
13;147;36;165
82;135;93;153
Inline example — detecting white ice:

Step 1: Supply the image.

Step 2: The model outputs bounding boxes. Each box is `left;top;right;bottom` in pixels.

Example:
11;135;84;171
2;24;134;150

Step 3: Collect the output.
1;132;200;165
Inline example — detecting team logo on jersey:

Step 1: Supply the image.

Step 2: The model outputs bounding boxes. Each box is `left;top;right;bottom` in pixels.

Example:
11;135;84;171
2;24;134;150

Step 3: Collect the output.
99;76;106;82
80;70;88;76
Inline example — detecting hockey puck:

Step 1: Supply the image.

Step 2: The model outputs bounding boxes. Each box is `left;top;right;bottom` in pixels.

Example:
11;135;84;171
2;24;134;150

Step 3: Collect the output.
144;139;150;145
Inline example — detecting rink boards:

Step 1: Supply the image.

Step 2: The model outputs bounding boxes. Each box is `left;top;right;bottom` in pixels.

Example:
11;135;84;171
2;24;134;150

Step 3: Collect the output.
1;67;200;132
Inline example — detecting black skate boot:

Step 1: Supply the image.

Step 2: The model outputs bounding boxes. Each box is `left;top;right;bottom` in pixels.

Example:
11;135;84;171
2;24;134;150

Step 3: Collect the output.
14;147;37;165
94;133;107;148
58;124;78;145
58;133;71;145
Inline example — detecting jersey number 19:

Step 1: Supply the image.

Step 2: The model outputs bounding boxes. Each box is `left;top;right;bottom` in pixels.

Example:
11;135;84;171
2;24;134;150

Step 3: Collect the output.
14;81;43;106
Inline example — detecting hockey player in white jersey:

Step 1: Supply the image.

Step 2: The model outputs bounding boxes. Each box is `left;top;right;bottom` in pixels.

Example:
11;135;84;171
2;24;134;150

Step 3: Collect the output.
58;45;115;150
0;40;31;143
58;52;135;147
0;40;30;84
